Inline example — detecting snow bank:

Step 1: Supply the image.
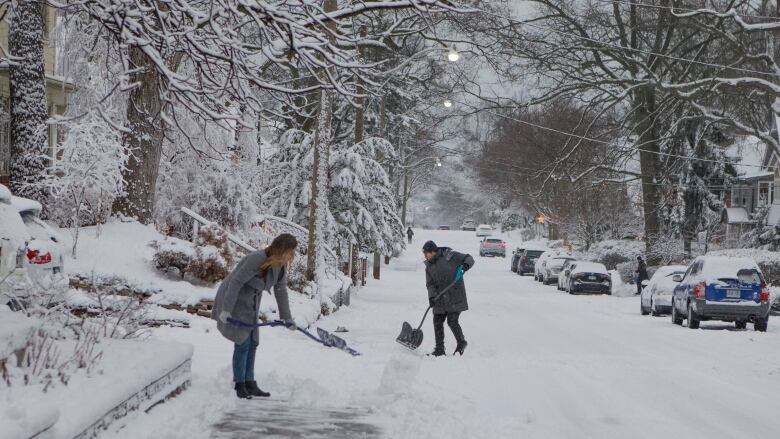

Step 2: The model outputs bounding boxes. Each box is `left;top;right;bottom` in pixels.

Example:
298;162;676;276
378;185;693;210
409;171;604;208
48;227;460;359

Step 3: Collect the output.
0;307;35;360
585;239;644;269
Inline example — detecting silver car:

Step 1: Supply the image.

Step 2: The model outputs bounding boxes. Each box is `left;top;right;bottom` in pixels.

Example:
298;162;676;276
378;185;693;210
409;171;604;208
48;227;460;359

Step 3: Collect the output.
640;265;686;316
542;256;575;285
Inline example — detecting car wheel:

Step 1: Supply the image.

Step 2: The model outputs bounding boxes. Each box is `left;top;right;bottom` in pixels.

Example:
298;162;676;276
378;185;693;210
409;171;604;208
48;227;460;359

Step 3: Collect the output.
754;318;768;332
687;304;700;329
735;321;747;330
651;300;660;317
640;299;649;316
568;286;574;295
671;303;683;325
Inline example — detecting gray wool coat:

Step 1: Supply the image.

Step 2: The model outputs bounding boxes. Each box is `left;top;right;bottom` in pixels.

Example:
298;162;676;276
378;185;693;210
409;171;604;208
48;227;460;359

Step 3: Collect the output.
211;250;293;344
425;247;475;314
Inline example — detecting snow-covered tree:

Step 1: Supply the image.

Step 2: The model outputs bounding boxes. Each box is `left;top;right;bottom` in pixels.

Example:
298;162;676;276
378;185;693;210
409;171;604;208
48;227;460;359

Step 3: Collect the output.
8;0;49;203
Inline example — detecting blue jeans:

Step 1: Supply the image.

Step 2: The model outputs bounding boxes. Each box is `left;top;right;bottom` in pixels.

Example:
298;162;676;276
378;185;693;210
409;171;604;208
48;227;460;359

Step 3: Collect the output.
232;333;258;383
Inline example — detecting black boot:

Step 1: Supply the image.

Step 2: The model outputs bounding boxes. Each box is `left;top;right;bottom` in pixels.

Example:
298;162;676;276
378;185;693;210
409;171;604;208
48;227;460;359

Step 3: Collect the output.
428;346;446;357
234;382;253;399
245;380;271;398
453;340;468;356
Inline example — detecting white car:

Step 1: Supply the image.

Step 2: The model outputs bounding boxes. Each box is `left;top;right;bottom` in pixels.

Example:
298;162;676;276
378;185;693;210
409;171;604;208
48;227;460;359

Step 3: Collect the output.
0;184;32;309
461;219;477;231
640;265;686;316
11;195;66;278
534;250;572;281
542;256;576;285
476;224;493;237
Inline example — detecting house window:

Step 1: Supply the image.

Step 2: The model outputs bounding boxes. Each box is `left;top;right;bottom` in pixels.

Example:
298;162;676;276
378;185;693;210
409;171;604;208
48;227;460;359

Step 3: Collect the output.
759;182;774;206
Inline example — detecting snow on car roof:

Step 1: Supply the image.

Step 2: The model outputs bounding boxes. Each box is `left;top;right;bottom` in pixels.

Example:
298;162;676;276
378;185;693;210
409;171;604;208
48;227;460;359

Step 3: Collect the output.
650;265;687;278
0;184;11;203
10;195;42;215
477;224;492;228
572;261;608;274
696;256;761;279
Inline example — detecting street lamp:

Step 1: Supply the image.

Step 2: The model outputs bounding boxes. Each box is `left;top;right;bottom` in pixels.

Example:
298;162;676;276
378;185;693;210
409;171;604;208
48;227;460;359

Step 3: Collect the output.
447;48;460;62
443;100;453;108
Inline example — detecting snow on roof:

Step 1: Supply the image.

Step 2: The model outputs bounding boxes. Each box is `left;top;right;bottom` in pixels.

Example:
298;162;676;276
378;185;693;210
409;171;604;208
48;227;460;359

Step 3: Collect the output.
572;261;608;274
726;136;767;178
722;207;752;224
10;196;42;215
695;256;761;280
0;184;11;203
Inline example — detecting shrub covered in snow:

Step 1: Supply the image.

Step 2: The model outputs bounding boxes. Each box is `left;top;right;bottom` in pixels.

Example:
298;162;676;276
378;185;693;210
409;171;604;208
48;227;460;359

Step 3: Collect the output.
152;239;195;279
187;224;235;283
585;239;644;270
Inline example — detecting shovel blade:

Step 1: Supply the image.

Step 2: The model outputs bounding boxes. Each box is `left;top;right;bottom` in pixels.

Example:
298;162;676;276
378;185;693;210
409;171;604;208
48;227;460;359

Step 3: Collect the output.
395;321;423;350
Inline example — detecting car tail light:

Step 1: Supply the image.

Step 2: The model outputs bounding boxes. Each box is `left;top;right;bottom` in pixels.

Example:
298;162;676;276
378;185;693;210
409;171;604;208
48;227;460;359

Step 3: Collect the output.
26;249;52;264
760;282;770;302
693;282;705;299
500;242;505;247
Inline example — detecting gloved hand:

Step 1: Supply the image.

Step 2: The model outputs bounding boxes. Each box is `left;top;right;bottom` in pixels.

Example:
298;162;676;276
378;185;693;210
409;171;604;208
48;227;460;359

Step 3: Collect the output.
283;319;297;331
455;265;465;281
428;297;435;308
219;311;232;324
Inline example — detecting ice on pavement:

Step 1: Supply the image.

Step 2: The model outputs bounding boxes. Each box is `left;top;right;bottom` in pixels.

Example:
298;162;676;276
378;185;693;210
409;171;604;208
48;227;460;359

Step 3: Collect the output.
102;228;780;439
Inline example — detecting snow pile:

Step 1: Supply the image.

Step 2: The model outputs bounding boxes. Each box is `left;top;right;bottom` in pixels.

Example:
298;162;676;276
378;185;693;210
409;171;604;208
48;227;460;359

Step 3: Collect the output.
0;307;36;361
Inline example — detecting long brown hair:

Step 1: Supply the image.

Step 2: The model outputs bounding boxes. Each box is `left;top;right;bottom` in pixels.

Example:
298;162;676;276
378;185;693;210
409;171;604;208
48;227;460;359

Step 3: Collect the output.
260;233;298;276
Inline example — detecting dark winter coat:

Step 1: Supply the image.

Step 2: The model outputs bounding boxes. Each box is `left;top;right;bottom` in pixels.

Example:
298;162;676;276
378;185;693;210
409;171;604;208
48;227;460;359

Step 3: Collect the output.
636;260;649;282
425;247;475;314
211;250;292;344
407;228;414;238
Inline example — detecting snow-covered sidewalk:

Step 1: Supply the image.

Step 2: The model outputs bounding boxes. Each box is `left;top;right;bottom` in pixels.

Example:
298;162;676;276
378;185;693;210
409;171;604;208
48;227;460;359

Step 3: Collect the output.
102;229;780;439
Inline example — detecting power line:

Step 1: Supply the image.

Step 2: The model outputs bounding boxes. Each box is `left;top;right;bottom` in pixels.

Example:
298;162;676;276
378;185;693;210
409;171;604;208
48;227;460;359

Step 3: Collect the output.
453;98;780;173
484;10;780;78
591;0;780;22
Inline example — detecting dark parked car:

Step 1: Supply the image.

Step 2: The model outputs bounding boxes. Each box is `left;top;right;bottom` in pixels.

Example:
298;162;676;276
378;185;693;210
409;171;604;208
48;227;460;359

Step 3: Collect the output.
437;225;451;230
517;249;545;276
671;256;770;331
563;262;611;294
511;248;525;272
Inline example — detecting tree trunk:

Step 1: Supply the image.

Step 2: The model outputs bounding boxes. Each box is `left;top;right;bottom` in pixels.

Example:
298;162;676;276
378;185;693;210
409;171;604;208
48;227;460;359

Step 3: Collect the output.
111;46;165;223
634;87;663;264
8;1;49;204
305;90;332;281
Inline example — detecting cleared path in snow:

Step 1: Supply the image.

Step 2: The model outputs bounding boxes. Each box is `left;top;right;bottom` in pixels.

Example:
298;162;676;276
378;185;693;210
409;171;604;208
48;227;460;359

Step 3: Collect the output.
106;228;780;439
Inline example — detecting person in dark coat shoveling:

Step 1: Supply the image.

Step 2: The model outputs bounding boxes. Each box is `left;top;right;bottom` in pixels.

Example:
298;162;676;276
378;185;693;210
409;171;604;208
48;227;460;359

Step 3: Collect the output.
635;255;648;295
212;233;298;399
422;240;474;357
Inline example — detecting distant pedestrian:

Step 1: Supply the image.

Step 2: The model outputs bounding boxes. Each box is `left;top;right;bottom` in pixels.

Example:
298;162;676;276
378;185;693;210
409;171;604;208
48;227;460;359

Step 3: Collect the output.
212;233;298;399
635;255;648;295
407;227;414;244
422;240;474;357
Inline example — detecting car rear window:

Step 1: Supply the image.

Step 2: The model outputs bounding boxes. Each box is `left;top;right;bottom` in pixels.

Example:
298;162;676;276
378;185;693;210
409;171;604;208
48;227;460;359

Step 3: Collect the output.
526;251;544;257
486;239;502;243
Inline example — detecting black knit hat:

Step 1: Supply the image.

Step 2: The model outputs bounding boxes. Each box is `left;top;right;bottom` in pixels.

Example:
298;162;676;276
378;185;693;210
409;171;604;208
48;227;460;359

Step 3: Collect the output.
422;240;438;253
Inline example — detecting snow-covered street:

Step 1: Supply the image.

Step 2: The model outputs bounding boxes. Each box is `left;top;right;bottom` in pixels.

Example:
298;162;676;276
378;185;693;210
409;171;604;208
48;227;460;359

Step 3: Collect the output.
104;229;780;439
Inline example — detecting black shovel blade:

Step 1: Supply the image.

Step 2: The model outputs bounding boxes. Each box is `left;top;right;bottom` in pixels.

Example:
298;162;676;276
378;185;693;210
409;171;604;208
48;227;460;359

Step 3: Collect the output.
395;321;423;350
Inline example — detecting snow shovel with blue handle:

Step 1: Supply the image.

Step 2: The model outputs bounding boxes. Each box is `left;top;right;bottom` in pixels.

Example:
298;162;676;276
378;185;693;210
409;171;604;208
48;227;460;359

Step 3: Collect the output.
396;265;465;350
227;318;361;356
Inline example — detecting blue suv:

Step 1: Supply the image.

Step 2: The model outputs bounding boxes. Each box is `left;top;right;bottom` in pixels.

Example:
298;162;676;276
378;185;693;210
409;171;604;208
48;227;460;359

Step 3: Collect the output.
671;256;770;331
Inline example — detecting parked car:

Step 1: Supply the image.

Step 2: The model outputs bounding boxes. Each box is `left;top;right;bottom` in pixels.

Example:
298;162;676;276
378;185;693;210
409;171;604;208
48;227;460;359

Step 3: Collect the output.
640;265;686;316
0;184;31;310
476;224;492;237
11;196;65;277
511;247;525;272
437;225;451;230
534;250;572;281
479;237;506;257
461;219;477;231
517;249;545;276
564;262;611;294
671;256;771;331
541;256;576;285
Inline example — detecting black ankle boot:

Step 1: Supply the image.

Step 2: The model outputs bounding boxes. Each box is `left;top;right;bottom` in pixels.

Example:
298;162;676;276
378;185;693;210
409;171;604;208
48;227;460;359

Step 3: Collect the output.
453;340;468;356
428;346;446;357
245;380;271;397
235;382;253;399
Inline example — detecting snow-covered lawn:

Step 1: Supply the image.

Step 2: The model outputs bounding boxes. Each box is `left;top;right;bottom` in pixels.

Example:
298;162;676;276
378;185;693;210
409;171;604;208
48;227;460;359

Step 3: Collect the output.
101;229;780;439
